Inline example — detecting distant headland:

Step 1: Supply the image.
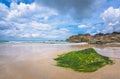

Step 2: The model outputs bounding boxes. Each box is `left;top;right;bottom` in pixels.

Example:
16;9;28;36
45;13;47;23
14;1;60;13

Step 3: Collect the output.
66;32;120;44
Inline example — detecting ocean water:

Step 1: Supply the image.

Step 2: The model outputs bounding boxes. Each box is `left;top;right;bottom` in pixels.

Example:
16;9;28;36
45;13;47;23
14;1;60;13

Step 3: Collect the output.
0;40;88;45
0;40;69;44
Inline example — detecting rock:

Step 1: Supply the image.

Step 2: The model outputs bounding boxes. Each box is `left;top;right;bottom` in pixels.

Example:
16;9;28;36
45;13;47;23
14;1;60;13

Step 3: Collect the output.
66;32;120;44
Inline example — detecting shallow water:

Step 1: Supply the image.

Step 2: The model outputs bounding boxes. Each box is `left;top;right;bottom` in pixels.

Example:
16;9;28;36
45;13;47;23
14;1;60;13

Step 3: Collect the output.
95;47;120;58
0;43;120;79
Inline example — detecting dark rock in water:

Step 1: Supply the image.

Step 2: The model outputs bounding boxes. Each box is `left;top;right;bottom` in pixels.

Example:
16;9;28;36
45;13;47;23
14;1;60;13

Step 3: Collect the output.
66;32;120;44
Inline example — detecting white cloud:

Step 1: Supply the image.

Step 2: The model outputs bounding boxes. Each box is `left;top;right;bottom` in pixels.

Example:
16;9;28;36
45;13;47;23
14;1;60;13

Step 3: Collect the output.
78;24;89;28
31;33;40;37
0;2;71;39
40;28;70;39
30;21;52;30
101;7;120;33
0;3;9;20
6;2;58;22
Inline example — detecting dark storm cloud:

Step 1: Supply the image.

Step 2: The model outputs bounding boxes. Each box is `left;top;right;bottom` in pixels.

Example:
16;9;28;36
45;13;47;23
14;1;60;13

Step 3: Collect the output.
36;0;104;20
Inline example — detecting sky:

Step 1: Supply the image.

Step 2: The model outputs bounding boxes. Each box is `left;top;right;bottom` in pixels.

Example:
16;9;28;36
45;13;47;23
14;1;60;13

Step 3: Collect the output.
0;0;120;40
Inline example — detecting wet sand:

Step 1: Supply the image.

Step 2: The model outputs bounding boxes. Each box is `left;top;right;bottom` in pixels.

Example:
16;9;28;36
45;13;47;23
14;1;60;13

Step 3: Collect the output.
0;43;120;79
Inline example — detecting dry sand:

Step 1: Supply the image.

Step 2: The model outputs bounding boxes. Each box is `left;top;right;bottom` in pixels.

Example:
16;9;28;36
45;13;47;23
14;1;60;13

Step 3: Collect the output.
0;43;120;79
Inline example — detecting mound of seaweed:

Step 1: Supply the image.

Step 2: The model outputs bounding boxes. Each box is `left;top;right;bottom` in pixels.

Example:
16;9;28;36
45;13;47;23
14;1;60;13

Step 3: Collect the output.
55;48;113;72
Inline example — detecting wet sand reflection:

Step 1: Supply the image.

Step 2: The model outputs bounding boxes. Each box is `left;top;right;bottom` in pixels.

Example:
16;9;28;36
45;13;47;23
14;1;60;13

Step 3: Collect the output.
0;43;120;79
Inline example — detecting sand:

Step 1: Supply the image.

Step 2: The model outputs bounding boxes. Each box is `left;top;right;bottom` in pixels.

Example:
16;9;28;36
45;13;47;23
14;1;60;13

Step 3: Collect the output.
0;43;120;79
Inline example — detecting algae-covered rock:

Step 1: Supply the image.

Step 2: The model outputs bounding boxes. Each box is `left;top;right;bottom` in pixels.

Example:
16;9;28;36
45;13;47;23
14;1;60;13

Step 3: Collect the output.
55;48;113;72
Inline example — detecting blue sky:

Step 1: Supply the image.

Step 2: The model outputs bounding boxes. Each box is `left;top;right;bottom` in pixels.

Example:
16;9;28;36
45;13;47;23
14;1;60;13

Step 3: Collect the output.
0;0;120;40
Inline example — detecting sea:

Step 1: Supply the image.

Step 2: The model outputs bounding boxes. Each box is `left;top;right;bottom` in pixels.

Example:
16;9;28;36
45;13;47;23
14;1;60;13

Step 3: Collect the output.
0;40;88;46
0;40;68;44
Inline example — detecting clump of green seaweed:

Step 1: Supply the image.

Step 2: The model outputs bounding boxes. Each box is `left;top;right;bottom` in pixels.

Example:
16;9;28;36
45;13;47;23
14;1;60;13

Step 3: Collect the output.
54;48;113;72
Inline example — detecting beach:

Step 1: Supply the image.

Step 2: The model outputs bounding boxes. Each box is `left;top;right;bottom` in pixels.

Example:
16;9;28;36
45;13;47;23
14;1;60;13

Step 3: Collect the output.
0;43;120;79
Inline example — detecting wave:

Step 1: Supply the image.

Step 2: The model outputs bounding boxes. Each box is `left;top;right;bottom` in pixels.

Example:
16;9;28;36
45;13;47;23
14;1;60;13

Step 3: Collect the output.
0;40;69;44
